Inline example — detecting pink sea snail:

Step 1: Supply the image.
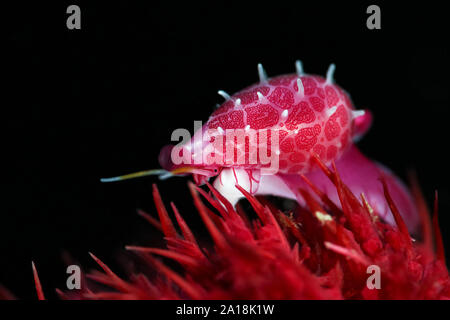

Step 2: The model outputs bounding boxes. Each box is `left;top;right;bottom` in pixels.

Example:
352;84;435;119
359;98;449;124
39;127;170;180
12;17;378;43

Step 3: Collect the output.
101;61;419;232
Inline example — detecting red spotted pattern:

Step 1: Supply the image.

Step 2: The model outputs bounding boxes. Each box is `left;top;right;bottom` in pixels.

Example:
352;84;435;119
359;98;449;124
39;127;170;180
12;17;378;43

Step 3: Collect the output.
204;72;356;174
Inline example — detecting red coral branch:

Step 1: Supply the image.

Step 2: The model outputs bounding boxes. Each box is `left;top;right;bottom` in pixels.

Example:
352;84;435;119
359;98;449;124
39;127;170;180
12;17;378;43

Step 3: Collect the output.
15;157;450;300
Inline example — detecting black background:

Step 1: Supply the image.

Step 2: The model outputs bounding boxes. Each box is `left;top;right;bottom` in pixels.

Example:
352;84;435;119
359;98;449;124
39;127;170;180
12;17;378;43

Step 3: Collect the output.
4;2;449;299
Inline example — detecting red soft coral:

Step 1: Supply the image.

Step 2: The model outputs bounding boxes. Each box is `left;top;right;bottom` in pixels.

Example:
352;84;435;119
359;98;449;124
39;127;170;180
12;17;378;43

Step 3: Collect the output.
30;156;449;300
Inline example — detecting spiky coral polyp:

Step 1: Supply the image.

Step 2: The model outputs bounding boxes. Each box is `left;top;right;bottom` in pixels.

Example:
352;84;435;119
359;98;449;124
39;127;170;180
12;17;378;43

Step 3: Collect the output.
58;157;449;300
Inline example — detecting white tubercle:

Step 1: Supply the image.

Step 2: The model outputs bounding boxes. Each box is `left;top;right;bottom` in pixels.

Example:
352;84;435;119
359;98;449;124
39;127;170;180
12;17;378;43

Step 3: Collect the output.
296;78;304;96
257;91;264;101
245;124;250;131
217;126;225;134
218;90;231;100
352;110;365;119
257;63;268;83
326;63;336;84
295;60;304;76
281;109;288;118
326;106;337;117
235;98;241;106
